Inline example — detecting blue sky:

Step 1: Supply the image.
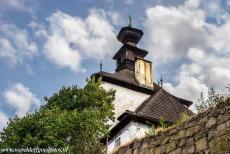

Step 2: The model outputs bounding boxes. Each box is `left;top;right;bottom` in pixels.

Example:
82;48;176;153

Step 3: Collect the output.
0;0;230;130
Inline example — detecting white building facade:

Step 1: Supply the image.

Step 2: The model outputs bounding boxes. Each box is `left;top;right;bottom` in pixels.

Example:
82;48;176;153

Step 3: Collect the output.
108;121;150;153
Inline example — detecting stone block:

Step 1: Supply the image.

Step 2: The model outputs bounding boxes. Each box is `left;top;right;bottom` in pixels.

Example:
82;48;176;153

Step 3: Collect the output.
206;117;217;128
169;135;175;141
208;130;217;141
133;141;141;149
179;139;186;147
160;136;169;144
139;148;149;154
217;123;227;131
168;148;181;154
226;120;230;127
155;146;165;154
176;130;186;139
186;126;201;137
216;128;230;137
209;135;230;154
149;148;155;154
196;138;207;152
188;120;197;128
182;145;194;154
125;149;132;154
217;114;230;124
133;149;139;154
194;131;208;141
165;141;176;153
186;138;194;146
118;147;127;154
142;141;149;149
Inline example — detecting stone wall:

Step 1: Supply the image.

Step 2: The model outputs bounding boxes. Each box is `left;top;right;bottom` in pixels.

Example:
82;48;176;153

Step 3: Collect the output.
114;99;230;154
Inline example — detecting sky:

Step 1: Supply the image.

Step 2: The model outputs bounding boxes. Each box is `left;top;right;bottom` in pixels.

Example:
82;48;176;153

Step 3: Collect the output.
0;0;230;130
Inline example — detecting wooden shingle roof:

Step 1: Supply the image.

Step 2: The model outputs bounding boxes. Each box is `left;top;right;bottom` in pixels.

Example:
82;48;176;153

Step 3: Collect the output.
135;88;193;123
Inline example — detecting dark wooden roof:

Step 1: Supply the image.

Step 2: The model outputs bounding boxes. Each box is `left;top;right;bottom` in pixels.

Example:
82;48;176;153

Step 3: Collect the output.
92;69;160;95
135;88;193;122
117;26;143;44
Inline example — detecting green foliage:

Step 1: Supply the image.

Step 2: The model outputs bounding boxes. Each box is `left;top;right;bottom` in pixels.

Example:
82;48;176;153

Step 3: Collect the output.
195;87;225;113
159;117;167;128
146;117;168;137
0;77;115;154
146;117;167;136
145;125;155;136
175;112;191;125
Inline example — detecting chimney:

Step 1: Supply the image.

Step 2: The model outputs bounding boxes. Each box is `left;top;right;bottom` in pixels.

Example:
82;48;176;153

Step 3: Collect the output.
135;57;153;89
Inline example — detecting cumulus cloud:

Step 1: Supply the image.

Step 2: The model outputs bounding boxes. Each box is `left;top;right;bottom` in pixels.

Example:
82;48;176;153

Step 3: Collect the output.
3;83;40;117
0;0;34;13
0;0;26;12
143;0;230;110
0;22;38;66
34;9;119;72
143;0;207;63
0;111;8;131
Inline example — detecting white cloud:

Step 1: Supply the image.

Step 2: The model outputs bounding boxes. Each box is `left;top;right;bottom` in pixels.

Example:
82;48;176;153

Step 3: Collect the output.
35;9;119;72
187;48;205;62
143;0;230;111
143;1;206;63
0;111;8;131
3;83;40;118
0;23;38;66
208;22;230;53
0;0;26;12
107;11;125;26
44;35;83;72
0;0;34;13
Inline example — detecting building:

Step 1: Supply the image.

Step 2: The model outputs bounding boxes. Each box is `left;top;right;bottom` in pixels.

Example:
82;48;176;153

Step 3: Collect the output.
92;24;193;153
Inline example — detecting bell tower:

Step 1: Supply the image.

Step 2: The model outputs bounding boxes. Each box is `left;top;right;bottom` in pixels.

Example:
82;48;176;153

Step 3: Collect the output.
113;22;153;88
113;25;148;72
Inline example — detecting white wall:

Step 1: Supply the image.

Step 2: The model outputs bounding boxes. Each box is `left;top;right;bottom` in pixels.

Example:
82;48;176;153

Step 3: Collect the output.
107;121;151;154
102;82;150;121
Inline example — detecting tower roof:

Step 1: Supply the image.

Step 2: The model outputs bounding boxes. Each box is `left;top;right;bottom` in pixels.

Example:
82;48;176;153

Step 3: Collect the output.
113;25;147;72
112;43;148;60
117;26;143;45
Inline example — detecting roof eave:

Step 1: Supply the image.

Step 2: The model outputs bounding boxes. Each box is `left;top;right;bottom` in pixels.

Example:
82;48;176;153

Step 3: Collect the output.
92;72;155;95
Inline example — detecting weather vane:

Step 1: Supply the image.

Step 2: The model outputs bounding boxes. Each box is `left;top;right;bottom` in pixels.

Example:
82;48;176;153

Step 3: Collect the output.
128;15;132;27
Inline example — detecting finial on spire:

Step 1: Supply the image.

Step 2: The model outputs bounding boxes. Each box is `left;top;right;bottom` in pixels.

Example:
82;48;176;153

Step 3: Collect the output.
128;15;132;27
160;75;164;88
100;60;103;72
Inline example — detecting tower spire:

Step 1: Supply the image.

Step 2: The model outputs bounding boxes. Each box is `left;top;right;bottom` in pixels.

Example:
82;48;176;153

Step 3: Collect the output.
128;15;132;27
100;60;103;72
